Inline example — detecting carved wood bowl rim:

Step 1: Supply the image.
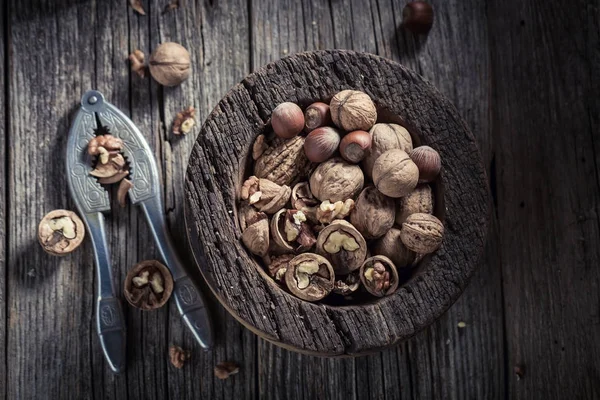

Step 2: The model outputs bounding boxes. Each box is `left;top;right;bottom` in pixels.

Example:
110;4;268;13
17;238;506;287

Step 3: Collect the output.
184;50;490;356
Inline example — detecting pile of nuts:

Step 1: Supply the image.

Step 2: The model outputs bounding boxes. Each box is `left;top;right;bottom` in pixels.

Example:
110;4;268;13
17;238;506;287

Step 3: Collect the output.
239;90;445;303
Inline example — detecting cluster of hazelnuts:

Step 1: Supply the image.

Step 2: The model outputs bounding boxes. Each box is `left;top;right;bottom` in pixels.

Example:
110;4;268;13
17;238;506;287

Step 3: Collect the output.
239;89;444;303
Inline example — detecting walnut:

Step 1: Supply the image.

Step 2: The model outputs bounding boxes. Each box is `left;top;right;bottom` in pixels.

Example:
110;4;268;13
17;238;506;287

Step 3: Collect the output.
240;176;291;214
316;199;355;224
373;149;419;198
252;134;268;160
38;210;85;256
254;136;311;186
309;158;364;203
169;345;190;369
373;227;416;268
330;90;377;131
214;361;240;380
241;211;270;257
129;50;146;78
270;209;316;253
350;186;395;239
363;123;413;178
400;213;444;254
284;253;335;301
360;256;399;297
124;260;174;310
268;254;294;284
172;106;196;135
88;135;123;160
396;184;433;224
316;219;367;275
149;42;191;87
332;271;361;295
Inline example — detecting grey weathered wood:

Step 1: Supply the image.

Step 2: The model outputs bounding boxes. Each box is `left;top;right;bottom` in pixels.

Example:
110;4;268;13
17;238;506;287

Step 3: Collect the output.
489;0;600;398
0;1;7;397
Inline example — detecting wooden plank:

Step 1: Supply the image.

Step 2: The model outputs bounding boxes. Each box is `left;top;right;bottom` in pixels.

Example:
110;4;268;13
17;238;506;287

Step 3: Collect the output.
489;0;600;398
6;0;97;398
148;1;256;399
0;1;7;397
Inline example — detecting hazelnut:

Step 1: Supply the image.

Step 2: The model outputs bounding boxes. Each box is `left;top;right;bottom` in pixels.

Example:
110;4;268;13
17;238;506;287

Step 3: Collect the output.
400;213;444;254
410;146;441;182
309;158;364;203
350;186;395;239
124;260;174;310
339;130;372;163
271;102;305;139
396;184;433;225
332;271;361;296
330;90;377;131
372;149;419;198
240;176;291;214
363;123;413;178
304;102;332;132
284;253;335;302
241;212;270;257
149;42;191;87
38;210;85;256
360;256;399;297
304;126;342;163
254;136;311;186
373;228;416;268
402;1;434;34
316;219;367;275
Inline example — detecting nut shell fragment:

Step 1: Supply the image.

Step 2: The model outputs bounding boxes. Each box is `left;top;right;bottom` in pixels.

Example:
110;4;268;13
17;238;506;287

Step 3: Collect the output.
118;178;134;207
285;253;335;301
242;213;270;257
360;255;399;297
316;219;367;275
124;260;174;310
38;210;85;256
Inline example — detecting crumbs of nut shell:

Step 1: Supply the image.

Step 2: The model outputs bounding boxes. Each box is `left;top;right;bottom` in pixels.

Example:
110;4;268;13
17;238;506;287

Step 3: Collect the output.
169;345;190;369
214;361;240;380
173;106;196;135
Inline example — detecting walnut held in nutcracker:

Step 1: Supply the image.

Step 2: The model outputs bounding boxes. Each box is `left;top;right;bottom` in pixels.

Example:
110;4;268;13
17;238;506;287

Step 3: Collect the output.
88;134;124;159
149;42;191;87
254;136;311;186
400;213;444;254
373;227;416;269
373;149;419;198
309;158;364;203
333;271;361;295
172;106;196;135
241;176;291;214
316;219;367;275
270;209;316;253
396;184;433;225
330;90;377;131
284;253;335;302
410;146;441;182
38;210;85;256
124;260;174;310
363;123;413;179
350;186;395;239
304;126;342;163
360;256;399;297
271;102;305;139
304;102;332;132
339;130;372;163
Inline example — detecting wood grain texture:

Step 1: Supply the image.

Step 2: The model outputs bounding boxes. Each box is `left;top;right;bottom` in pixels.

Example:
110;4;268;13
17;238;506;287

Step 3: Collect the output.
0;1;7;397
185;49;490;355
489;0;600;398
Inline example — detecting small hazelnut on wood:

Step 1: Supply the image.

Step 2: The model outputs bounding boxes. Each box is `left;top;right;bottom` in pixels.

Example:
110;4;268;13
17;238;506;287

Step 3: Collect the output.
363;123;413;178
402;1;434;34
38;210;85;256
316;219;367;275
332;271;361;296
360;256;399;297
373;149;419;198
240;176;291;214
254;136;311;186
271;102;305;139
330;90;377;131
149;42;191;87
339;130;372;163
410;146;441;182
373;227;416;269
304;102;332;132
284;253;335;302
350;186;395;239
124;260;174;310
396;184;433;225
400;213;444;254
241;212;270;257
309;158;364;203
304;127;342;163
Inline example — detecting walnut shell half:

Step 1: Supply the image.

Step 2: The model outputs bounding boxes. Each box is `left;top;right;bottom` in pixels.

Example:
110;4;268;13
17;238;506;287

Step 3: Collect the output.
285;253;335;302
316;219;367;275
359;255;399;297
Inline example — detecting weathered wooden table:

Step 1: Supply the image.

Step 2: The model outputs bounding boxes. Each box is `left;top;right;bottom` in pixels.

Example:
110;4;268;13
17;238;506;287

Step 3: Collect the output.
1;0;598;399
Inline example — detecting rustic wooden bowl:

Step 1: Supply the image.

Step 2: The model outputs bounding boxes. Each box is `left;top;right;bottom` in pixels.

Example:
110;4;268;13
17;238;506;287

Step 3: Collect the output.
184;50;489;356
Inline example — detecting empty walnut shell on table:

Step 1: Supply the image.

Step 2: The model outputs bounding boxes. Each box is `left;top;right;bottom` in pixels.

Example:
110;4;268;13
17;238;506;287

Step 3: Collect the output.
185;50;490;356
